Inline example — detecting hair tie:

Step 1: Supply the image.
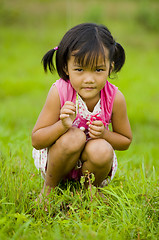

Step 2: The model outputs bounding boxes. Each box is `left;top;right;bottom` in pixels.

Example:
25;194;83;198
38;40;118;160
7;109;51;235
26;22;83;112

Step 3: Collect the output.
54;46;58;51
114;42;117;47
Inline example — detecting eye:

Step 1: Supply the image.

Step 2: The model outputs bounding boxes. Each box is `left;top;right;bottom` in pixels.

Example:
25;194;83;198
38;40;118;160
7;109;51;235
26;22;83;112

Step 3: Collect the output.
75;68;83;72
96;68;104;72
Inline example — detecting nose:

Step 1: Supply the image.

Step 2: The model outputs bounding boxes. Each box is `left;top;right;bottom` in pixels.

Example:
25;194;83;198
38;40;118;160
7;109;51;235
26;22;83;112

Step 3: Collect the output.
83;72;95;84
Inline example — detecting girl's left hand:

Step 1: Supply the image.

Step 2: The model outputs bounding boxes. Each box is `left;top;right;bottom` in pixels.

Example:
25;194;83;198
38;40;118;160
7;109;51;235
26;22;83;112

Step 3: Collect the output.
87;120;105;139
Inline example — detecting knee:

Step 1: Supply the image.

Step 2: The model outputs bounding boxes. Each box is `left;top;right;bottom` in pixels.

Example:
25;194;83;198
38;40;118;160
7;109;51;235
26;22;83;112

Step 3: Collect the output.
55;128;86;155
86;140;113;168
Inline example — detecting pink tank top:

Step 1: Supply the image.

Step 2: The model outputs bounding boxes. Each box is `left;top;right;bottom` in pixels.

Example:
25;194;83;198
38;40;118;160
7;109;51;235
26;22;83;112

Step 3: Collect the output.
54;78;118;126
54;78;118;181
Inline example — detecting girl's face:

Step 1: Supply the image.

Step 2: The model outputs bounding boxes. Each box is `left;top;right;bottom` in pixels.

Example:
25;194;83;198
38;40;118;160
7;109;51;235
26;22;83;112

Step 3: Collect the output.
66;48;111;104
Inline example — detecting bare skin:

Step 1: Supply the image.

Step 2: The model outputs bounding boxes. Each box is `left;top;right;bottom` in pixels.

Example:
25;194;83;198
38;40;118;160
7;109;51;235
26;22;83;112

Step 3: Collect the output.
32;51;132;198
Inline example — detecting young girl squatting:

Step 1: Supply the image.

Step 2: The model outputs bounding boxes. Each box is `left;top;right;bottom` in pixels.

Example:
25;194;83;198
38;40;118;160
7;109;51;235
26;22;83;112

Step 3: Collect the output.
32;23;132;197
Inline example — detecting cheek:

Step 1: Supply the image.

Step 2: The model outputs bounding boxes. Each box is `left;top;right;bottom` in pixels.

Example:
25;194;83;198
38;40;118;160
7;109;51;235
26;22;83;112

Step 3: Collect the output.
98;77;107;88
69;78;79;91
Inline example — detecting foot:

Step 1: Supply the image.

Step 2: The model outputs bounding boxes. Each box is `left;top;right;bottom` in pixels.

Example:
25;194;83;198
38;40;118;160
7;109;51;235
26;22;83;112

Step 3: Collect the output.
35;185;53;211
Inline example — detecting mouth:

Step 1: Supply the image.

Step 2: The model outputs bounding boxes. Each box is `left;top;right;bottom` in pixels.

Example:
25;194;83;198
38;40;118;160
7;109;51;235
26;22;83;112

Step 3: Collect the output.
82;86;96;90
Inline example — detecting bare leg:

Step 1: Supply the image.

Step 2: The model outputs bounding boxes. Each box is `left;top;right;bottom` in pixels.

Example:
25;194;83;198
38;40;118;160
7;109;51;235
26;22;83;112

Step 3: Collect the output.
43;128;86;195
81;139;114;187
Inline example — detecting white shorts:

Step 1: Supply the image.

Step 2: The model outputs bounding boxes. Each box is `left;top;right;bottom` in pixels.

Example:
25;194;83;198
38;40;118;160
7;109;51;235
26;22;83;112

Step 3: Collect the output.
32;147;118;187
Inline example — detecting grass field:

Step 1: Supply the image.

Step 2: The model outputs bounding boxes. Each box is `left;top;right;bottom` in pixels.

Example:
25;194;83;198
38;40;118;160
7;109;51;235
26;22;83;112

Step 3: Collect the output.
0;0;159;239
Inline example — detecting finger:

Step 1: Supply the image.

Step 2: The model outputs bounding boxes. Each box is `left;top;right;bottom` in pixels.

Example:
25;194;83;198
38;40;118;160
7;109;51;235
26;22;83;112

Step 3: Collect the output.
89;124;102;132
80;126;85;132
65;101;75;104
90;120;103;126
61;107;76;115
89;128;101;137
62;104;76;111
60;114;70;120
88;131;99;139
64;101;76;108
61;108;76;115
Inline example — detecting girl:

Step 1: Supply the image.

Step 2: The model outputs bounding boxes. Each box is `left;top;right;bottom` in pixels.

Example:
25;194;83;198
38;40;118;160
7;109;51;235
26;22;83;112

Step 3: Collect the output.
32;23;132;197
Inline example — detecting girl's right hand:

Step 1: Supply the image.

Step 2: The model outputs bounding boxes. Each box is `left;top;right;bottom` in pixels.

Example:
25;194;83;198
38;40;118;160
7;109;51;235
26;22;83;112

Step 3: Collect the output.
60;101;76;129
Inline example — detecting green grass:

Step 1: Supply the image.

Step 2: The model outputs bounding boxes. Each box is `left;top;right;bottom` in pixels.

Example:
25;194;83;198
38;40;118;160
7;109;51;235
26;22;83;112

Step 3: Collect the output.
0;0;159;239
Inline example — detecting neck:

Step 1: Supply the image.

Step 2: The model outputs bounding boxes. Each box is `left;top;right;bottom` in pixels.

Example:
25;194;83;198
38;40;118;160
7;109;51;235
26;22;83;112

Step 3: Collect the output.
83;94;100;112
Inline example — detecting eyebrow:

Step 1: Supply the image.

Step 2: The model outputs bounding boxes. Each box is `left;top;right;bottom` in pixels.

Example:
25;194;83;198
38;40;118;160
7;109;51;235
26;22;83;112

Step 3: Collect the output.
73;64;106;68
95;65;106;68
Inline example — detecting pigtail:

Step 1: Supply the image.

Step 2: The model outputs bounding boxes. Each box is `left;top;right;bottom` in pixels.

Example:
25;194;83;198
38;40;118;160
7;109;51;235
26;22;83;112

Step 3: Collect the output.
113;42;125;73
41;48;56;73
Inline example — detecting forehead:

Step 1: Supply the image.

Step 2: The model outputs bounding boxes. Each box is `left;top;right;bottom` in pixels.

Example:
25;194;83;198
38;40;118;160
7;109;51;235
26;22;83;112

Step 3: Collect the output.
69;47;110;67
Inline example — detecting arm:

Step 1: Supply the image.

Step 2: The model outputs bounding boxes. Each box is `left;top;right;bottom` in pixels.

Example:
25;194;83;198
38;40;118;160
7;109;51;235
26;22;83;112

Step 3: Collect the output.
32;85;76;150
88;90;132;150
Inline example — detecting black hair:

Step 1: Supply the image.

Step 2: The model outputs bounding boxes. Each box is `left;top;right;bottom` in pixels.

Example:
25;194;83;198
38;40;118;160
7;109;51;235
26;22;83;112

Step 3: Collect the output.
42;23;125;80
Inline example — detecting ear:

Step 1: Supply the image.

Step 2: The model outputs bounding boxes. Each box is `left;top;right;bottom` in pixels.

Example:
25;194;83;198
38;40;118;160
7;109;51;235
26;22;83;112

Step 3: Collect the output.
63;65;69;76
110;61;114;73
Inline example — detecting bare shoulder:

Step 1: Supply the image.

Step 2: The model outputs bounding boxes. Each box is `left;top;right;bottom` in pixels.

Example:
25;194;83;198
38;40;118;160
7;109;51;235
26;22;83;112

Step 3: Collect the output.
44;84;61;108
41;84;61;117
111;89;132;142
32;84;61;132
112;89;127;114
41;83;61;118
